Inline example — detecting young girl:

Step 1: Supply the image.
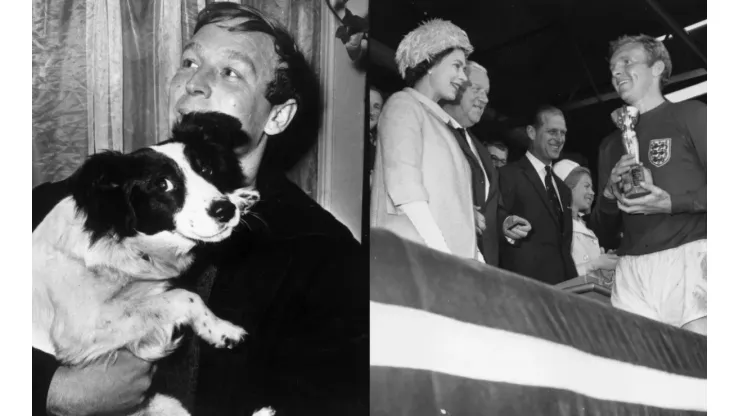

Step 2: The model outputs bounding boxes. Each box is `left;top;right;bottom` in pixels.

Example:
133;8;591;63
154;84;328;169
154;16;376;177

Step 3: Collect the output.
553;159;618;287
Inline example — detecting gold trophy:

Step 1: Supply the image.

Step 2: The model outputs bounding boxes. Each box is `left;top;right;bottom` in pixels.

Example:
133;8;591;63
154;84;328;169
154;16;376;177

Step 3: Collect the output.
612;106;650;199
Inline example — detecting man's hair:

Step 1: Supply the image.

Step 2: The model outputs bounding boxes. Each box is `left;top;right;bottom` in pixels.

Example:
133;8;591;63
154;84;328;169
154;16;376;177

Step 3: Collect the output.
609;34;673;89
440;60;488;107
196;3;306;106
404;47;459;87
487;141;508;152
194;3;320;171
467;61;488;75
530;105;564;130
369;85;384;100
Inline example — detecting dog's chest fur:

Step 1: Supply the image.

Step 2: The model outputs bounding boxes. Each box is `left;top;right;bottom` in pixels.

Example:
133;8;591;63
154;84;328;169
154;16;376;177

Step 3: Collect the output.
32;197;195;359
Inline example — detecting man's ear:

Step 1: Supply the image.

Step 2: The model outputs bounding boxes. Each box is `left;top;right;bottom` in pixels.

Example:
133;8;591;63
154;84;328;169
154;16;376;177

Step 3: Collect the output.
651;60;666;80
526;125;537;142
264;99;297;136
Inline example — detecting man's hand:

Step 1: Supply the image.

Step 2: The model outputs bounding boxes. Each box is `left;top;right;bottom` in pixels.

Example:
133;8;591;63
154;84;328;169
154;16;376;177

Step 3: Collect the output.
617;181;672;214
604;154;639;200
592;253;619;271
503;215;531;240
474;206;486;235
47;350;155;416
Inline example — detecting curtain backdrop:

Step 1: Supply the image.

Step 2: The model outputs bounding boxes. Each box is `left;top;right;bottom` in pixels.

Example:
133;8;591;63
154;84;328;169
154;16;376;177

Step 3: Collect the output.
32;0;321;199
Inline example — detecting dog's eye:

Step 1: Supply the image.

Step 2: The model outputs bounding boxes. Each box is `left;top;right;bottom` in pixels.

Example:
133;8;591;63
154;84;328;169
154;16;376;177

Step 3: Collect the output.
156;178;175;192
199;165;213;176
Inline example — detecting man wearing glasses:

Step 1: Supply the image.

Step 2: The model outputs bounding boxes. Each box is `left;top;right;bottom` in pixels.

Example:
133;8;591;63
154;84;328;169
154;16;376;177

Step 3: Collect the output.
590;35;707;335
441;61;503;266
486;141;509;168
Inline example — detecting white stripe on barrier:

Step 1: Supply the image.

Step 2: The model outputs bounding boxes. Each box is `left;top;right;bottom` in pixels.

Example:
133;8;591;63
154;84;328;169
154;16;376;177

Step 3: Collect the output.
370;301;707;411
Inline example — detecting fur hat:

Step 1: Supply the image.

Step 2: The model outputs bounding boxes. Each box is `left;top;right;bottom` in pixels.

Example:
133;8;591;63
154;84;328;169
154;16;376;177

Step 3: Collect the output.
395;19;473;79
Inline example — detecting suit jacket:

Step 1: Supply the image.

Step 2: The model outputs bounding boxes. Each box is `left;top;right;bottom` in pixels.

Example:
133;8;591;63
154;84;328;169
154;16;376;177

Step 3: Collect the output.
370;88;477;259
463;129;501;266
497;156;578;284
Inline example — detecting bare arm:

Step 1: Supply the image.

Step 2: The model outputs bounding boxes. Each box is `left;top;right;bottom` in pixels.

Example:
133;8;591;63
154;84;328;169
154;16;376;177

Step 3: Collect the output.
45;350;154;416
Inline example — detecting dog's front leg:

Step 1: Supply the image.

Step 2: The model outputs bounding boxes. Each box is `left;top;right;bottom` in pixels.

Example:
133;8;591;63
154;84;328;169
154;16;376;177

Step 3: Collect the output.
126;289;247;357
58;289;247;364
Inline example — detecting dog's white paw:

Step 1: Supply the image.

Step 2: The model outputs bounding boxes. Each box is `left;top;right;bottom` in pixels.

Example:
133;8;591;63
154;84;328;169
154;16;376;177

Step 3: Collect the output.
199;318;247;349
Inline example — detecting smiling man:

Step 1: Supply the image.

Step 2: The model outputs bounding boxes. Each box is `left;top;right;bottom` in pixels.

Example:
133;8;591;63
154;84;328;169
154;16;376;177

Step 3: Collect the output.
441;61;502;266
497;105;578;284
33;3;368;415
590;35;707;335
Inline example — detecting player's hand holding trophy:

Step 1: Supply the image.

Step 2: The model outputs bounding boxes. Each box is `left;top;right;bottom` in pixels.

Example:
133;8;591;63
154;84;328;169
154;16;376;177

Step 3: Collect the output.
611;105;652;199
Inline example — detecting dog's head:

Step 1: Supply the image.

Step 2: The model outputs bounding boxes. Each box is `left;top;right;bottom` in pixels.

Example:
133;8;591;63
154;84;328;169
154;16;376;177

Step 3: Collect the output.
71;112;259;245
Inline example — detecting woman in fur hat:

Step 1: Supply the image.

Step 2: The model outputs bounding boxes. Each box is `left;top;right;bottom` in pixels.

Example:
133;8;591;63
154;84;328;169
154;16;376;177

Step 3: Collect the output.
369;19;482;260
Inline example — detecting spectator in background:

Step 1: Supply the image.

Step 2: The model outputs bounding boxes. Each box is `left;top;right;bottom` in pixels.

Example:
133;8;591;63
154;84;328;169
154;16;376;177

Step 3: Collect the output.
370;19;496;260
486;141;508;168
366;86;385;185
369;86;384;133
553;159;618;288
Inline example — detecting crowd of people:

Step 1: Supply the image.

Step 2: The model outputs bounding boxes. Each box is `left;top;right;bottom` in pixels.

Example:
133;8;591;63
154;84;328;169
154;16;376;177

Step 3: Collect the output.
369;20;706;335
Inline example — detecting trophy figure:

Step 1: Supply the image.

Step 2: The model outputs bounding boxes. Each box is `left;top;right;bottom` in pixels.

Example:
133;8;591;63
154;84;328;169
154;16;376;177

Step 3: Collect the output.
612;105;650;199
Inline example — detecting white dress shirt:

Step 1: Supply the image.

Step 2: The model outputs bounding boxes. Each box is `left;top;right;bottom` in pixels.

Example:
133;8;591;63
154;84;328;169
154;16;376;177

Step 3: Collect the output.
525;151;562;207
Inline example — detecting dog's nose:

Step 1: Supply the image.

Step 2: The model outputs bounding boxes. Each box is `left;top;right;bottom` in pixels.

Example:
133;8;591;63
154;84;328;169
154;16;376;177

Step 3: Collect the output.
208;199;237;223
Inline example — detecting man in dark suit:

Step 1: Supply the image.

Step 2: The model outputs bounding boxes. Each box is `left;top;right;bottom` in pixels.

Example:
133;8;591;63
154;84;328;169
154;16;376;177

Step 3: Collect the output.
497;106;578;284
441;61;502;266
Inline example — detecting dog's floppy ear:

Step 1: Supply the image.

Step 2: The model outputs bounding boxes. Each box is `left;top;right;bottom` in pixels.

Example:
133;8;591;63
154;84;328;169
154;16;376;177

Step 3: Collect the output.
70;151;138;244
172;111;251;150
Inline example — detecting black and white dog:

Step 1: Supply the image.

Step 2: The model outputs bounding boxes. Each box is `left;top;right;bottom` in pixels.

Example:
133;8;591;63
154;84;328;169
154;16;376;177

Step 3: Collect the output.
32;113;262;415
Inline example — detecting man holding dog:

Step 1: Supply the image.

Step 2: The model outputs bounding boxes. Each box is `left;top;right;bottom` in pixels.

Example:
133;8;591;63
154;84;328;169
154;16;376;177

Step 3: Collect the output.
33;3;367;415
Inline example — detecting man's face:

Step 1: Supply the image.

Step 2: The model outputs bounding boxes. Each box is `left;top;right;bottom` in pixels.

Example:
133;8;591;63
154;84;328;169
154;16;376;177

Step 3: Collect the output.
609;42;662;105
528;112;567;164
457;66;489;126
486;145;507;168
168;19;279;164
368;89;383;130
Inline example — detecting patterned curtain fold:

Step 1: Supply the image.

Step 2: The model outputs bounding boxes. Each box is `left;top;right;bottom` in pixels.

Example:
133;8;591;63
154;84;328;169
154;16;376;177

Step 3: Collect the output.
32;0;321;200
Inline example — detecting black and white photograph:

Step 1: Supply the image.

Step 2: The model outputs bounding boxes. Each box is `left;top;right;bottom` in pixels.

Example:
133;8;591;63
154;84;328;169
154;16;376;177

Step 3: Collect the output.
367;0;712;414
31;0;369;414
7;0;738;414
